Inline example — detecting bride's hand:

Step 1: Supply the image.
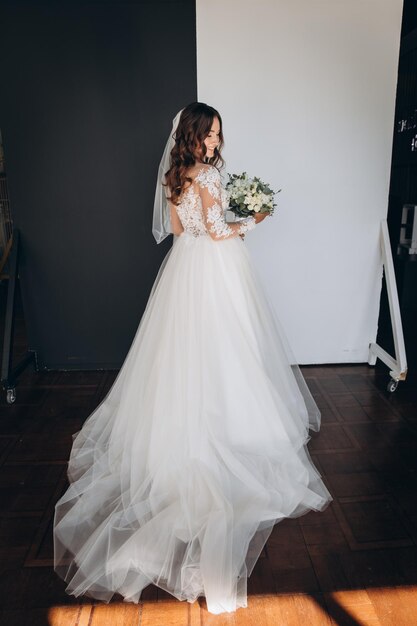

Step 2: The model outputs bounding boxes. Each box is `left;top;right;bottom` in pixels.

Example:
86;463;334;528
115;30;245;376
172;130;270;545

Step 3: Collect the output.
239;211;270;238
254;211;270;224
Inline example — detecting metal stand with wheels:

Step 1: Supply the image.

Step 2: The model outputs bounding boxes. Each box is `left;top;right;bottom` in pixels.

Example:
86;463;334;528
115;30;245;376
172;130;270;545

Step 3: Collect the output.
1;228;37;404
368;219;408;392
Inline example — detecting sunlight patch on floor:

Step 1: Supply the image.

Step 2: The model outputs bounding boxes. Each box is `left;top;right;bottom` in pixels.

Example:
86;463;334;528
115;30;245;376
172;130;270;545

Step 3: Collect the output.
325;586;417;626
47;587;417;625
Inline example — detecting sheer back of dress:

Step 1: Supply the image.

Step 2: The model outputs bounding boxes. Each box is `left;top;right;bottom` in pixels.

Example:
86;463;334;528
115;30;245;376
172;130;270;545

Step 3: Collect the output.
173;164;256;240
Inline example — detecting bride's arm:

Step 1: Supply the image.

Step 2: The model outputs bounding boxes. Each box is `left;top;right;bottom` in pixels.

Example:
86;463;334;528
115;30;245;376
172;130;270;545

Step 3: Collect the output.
197;166;256;241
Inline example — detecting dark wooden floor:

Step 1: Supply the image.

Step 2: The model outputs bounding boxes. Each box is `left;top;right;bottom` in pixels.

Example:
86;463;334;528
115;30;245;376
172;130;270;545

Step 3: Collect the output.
1;281;417;625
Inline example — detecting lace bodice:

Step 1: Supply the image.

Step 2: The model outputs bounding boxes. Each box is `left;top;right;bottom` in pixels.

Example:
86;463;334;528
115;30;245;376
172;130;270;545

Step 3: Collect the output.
174;165;256;240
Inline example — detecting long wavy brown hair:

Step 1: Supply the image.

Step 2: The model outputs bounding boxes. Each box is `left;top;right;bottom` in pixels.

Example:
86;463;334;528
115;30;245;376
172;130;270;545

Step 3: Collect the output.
163;102;225;206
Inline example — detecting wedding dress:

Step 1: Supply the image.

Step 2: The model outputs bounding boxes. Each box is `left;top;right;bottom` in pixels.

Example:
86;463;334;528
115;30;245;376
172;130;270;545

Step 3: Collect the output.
53;164;332;615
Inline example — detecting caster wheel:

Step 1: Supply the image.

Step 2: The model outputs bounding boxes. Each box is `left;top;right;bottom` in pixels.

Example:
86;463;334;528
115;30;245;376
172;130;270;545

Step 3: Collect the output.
6;388;16;404
387;378;398;393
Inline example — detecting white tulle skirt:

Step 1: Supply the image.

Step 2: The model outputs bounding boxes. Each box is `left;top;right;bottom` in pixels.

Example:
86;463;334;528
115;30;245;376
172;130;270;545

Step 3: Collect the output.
53;231;332;615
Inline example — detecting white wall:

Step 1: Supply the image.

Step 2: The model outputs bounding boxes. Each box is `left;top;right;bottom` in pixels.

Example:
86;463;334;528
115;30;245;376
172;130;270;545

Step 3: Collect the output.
196;0;403;364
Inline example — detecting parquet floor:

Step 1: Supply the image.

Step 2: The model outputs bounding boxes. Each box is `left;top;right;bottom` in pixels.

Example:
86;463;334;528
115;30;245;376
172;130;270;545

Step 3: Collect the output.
1;282;417;625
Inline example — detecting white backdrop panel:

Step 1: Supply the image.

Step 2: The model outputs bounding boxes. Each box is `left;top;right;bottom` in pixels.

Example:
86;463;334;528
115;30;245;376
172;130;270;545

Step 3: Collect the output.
196;0;403;363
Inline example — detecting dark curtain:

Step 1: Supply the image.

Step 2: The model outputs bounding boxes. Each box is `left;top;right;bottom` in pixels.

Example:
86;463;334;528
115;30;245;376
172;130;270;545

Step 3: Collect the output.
0;0;197;369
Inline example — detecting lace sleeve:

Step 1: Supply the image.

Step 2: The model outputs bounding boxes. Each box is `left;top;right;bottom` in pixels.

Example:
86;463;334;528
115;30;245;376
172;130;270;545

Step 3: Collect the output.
195;166;256;240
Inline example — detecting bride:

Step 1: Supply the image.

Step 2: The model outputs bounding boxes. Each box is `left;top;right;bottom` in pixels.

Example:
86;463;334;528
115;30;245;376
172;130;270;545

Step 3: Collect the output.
53;102;332;615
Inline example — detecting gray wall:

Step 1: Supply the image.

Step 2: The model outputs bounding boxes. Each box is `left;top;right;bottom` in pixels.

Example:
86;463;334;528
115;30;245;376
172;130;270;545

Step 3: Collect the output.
0;1;196;369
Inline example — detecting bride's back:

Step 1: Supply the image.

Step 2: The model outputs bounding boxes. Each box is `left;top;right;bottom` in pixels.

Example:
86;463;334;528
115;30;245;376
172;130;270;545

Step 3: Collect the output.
172;164;215;238
182;163;210;193
170;163;254;241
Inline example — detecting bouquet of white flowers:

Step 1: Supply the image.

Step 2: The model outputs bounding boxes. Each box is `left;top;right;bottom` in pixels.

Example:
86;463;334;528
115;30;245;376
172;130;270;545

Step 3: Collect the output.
225;172;281;220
